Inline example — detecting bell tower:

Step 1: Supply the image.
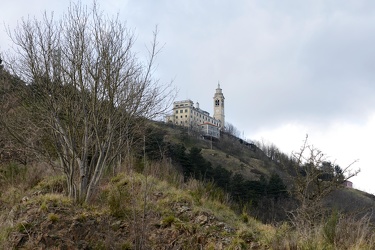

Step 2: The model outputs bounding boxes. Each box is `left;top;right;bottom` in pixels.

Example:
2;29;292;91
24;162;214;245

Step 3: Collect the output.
213;83;225;130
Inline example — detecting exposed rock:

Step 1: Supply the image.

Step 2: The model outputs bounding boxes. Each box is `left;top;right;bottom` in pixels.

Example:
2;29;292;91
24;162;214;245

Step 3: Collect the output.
195;214;208;225
153;191;163;198
176;205;191;214
21;196;29;203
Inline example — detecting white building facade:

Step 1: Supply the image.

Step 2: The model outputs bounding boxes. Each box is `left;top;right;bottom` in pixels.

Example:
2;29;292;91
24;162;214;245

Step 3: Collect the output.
166;85;225;139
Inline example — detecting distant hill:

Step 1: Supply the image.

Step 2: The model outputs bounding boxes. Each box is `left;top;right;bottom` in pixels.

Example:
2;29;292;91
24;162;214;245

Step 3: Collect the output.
157;122;375;223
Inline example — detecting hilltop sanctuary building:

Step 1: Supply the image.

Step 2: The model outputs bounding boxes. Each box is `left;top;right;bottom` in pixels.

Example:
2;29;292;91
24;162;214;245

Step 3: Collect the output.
166;84;225;139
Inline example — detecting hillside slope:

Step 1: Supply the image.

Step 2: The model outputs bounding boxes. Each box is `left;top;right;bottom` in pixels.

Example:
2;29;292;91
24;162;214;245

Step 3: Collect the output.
1;122;374;249
1;171;272;249
159;122;375;223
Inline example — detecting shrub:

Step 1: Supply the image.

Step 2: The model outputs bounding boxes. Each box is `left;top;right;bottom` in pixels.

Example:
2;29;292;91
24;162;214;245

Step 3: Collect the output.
0;162;27;186
34;175;66;194
161;215;176;227
241;212;249;223
323;209;339;244
333;213;375;249
108;177;131;218
0;186;23;207
34;193;72;210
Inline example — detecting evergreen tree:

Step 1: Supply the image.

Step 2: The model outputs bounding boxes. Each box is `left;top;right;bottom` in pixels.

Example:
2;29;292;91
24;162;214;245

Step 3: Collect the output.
267;173;288;199
230;173;246;202
213;165;232;190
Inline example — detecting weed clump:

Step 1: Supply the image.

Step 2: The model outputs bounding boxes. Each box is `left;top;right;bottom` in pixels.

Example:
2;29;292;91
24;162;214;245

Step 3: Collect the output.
161;215;176;227
108;175;132;218
34;175;66;194
47;213;59;223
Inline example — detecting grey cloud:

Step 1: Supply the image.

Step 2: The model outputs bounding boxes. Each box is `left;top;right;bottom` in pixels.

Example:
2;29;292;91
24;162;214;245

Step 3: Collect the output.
2;0;375;134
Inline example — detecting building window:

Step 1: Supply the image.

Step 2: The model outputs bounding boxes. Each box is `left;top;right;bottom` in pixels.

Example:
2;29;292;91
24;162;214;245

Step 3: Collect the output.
175;110;178;114
185;109;188;113
180;116;182;118
175;116;178;119
215;99;219;106
185;115;187;118
180;110;183;113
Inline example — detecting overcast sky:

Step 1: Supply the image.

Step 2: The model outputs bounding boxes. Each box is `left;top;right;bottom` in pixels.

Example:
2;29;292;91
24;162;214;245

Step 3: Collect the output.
1;0;375;194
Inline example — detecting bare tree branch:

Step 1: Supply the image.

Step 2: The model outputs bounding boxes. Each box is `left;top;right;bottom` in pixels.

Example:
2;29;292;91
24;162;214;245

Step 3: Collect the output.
5;2;176;203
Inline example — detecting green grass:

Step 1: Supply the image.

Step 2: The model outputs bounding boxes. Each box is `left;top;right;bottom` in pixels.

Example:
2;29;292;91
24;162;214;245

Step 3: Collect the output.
201;148;269;180
33;175;67;194
47;213;59;223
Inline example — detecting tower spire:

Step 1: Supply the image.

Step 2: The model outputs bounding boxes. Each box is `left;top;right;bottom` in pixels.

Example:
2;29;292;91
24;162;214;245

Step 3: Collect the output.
213;83;225;130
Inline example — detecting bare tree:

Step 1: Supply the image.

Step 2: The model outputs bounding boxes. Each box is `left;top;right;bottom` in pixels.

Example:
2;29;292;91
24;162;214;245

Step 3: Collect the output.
5;2;175;203
288;135;359;227
225;122;240;137
253;139;281;161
